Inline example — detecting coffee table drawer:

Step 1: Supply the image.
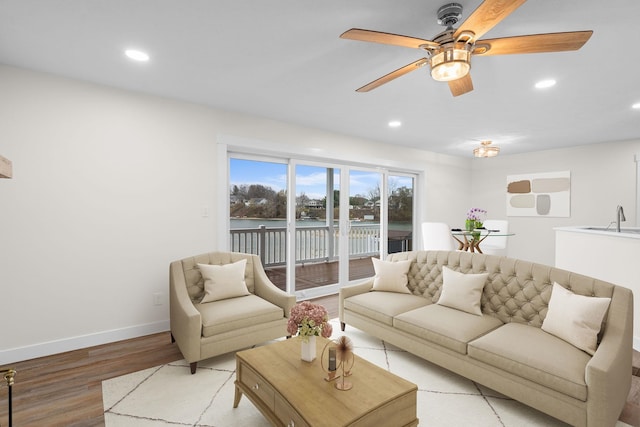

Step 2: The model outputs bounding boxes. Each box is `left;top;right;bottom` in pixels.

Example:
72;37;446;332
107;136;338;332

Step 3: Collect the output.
240;364;275;409
275;394;309;427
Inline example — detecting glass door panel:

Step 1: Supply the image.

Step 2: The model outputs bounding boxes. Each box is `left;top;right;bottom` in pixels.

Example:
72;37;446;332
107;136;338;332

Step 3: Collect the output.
228;158;288;291
388;175;414;253
348;170;381;281
294;165;341;293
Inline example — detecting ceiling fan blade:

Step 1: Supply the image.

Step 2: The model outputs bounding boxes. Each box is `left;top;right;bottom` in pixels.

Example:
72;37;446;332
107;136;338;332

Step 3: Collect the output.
356;58;428;92
341;28;439;49
473;31;593;56
454;0;527;41
448;74;474;97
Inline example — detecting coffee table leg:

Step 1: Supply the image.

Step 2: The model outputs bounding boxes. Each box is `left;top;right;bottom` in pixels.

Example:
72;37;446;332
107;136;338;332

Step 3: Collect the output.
233;384;243;408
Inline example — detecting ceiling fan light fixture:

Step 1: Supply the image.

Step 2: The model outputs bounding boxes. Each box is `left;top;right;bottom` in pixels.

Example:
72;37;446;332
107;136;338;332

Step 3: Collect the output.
473;141;500;158
430;44;471;82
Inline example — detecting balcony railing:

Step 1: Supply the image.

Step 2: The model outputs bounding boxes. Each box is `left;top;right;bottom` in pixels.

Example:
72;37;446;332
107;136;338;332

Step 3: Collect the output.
229;224;411;267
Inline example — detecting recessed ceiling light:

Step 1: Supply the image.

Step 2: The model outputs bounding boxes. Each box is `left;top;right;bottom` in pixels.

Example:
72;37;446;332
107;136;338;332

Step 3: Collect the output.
632;102;640;110
125;49;150;62
388;120;402;128
535;79;556;89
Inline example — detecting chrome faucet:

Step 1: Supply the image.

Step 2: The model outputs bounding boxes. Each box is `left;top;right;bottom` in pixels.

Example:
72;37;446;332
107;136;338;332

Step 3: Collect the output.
616;205;626;232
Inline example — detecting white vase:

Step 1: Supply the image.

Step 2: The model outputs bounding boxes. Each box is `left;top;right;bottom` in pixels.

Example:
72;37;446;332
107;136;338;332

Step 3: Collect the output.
300;335;316;362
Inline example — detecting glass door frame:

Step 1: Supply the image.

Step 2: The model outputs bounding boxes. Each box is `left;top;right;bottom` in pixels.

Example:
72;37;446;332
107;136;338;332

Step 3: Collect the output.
288;159;343;299
224;149;419;300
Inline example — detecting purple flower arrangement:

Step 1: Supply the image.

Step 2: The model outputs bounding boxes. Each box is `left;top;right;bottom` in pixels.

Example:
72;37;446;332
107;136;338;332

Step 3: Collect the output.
466;208;487;223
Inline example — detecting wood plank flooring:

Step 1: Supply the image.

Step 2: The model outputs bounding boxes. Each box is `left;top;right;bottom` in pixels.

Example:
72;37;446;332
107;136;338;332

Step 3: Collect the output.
0;333;183;426
1;295;638;426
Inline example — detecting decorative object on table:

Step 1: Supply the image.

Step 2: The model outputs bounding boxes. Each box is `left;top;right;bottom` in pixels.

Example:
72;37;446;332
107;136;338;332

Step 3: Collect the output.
465;207;486;235
506;171;570;217
287;301;332;362
320;340;341;382
335;336;355;391
465;208;487;244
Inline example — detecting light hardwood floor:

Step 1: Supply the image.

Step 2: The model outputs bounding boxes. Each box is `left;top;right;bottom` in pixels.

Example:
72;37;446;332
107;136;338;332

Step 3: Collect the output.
0;295;638;426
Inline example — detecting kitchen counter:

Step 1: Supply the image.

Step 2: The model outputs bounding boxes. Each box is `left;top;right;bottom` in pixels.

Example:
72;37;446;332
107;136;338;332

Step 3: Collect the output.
555;226;640;349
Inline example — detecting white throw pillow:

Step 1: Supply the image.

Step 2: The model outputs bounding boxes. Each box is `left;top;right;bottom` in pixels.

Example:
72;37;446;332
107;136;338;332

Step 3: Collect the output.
436;266;488;316
541;282;611;355
371;258;412;294
198;259;250;303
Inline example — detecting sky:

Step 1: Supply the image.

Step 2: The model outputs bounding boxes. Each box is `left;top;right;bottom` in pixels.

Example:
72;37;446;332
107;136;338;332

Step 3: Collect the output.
230;158;412;200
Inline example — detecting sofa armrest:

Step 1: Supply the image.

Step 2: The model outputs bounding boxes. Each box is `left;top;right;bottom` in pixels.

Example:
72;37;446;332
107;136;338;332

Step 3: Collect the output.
252;260;296;318
338;278;374;322
169;261;202;362
585;286;633;427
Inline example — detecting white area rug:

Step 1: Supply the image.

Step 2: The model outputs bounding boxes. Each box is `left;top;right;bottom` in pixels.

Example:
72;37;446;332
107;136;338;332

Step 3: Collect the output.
103;319;631;426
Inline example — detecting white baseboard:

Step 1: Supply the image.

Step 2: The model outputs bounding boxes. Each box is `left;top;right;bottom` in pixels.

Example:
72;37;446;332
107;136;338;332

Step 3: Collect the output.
634;336;640;352
0;320;170;366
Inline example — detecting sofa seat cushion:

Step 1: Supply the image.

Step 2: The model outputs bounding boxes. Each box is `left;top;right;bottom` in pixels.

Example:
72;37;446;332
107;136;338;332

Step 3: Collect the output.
393;305;503;354
468;323;590;401
195;294;284;337
344;291;429;326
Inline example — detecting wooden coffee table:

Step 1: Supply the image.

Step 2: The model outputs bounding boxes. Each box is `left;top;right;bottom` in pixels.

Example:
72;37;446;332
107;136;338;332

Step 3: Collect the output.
234;336;418;427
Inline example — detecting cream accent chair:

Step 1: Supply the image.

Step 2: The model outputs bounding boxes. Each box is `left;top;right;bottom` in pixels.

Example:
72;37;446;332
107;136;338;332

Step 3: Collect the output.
421;222;455;250
170;251;296;374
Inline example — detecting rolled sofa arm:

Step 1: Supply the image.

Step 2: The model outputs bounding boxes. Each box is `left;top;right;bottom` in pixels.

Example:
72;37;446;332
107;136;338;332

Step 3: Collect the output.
169;260;203;363
585;286;633;427
338;278;374;323
252;257;296;318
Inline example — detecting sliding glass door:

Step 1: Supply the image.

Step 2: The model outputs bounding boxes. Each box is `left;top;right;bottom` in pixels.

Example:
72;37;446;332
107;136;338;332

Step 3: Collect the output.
228;153;416;298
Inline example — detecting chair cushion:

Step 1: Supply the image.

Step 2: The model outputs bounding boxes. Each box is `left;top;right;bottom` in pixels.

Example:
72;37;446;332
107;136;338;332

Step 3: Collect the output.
371;258;412;293
198;259;250;303
394;304;503;354
468;322;590;401
344;292;429;326
195;294;284;337
541;282;611;355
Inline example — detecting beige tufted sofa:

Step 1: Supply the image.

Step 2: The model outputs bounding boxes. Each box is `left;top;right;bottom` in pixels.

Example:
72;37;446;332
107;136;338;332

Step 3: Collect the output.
170;252;296;374
339;250;633;427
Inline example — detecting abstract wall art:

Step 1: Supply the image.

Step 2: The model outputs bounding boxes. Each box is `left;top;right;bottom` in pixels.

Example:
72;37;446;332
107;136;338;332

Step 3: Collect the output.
506;171;570;217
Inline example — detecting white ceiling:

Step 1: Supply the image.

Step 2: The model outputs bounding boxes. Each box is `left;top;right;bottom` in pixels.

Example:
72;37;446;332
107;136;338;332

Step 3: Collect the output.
1;0;639;157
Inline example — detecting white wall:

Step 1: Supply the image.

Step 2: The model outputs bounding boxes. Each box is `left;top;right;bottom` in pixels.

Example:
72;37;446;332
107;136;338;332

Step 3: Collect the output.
470;140;640;265
0;65;470;364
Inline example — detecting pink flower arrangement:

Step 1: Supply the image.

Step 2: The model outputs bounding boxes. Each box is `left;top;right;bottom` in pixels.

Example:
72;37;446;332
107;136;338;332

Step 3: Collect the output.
287;301;332;341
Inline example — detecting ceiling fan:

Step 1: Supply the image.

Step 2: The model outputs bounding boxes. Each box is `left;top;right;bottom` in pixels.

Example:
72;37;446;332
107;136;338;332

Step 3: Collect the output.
340;0;592;97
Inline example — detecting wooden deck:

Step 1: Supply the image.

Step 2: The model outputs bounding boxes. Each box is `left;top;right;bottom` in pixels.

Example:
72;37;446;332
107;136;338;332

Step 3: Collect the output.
265;257;376;292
